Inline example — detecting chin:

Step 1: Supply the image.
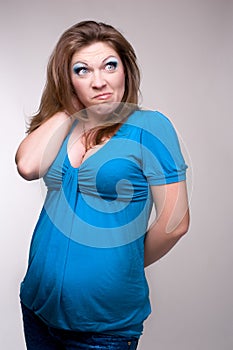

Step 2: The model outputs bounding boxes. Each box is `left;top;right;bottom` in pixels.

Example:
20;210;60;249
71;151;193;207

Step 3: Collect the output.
88;101;121;118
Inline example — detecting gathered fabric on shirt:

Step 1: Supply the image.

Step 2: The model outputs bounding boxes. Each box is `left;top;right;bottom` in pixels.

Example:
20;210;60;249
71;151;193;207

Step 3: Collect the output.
20;110;187;337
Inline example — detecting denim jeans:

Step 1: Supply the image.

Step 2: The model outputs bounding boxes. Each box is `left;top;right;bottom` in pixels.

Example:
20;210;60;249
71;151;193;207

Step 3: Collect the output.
21;303;139;350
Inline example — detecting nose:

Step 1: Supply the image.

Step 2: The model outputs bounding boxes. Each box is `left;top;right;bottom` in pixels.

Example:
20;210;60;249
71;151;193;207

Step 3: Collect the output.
91;70;106;89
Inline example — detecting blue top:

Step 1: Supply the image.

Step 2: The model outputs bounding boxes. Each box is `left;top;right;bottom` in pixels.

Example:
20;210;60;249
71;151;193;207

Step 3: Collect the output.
20;110;187;337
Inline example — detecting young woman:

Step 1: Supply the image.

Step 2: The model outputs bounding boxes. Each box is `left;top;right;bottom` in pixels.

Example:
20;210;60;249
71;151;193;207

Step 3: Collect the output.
16;20;189;350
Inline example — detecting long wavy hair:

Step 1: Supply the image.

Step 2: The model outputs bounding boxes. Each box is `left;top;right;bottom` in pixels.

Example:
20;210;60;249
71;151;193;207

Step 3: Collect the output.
27;21;141;145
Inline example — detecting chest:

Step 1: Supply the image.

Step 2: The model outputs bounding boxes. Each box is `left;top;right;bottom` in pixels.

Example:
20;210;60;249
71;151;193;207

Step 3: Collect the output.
44;123;150;196
67;136;111;169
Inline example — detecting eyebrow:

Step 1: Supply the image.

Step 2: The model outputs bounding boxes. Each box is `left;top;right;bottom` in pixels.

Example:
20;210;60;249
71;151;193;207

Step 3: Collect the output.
72;55;118;67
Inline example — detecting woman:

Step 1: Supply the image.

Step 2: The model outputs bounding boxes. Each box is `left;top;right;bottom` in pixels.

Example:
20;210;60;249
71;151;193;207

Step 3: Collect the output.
16;20;189;350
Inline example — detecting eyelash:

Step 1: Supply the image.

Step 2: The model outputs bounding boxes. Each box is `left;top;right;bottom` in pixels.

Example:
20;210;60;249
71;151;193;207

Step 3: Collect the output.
73;59;118;76
105;60;118;71
73;65;88;76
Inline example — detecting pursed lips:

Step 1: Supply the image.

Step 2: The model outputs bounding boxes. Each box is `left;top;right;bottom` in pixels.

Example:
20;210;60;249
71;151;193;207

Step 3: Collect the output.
92;93;113;100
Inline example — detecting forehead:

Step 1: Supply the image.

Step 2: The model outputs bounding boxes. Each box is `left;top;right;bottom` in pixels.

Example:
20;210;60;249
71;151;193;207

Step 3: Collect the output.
71;41;120;64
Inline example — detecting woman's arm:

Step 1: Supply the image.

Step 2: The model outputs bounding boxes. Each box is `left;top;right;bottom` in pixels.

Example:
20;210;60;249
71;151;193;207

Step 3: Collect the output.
144;180;190;267
15;112;73;180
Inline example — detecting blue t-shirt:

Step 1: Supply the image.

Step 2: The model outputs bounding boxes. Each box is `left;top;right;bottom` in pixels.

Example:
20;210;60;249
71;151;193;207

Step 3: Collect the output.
20;110;187;337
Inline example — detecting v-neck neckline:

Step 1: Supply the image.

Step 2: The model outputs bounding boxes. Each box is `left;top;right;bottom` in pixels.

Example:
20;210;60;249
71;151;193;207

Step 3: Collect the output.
66;120;123;170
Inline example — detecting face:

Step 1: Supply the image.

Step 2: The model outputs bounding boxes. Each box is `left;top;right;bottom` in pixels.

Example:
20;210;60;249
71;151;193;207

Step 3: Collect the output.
70;42;125;117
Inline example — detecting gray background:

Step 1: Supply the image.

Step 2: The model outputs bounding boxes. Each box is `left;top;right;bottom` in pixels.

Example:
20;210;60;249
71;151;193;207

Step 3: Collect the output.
1;0;233;349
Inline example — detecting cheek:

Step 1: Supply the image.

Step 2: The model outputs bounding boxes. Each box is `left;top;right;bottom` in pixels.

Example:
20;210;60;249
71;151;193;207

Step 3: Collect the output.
72;78;86;97
72;77;80;93
71;81;89;107
115;71;125;92
119;74;126;98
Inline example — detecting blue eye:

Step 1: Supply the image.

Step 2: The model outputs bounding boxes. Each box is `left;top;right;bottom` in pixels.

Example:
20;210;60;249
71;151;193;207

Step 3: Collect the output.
105;59;118;71
73;63;89;76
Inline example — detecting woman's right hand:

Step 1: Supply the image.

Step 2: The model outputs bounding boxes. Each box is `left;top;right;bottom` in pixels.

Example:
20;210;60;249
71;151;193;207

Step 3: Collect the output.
15;111;73;180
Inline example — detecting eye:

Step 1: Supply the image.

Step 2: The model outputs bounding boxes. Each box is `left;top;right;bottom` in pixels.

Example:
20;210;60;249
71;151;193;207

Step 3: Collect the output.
105;58;118;72
73;63;89;76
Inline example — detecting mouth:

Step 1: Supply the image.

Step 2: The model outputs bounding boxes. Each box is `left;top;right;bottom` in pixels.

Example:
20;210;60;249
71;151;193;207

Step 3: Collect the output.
93;93;113;100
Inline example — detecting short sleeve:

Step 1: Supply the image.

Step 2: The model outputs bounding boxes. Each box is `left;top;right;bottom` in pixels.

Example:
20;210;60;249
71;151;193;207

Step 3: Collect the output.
140;111;188;185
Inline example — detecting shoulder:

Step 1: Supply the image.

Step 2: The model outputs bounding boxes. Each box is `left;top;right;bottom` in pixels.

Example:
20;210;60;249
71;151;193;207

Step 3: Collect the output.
127;109;176;136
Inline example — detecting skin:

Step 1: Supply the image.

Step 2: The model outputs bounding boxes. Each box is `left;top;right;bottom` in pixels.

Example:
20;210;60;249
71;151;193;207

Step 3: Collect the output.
70;42;125;127
15;40;189;266
67;41;126;168
144;181;189;266
15;42;126;178
68;42;190;260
